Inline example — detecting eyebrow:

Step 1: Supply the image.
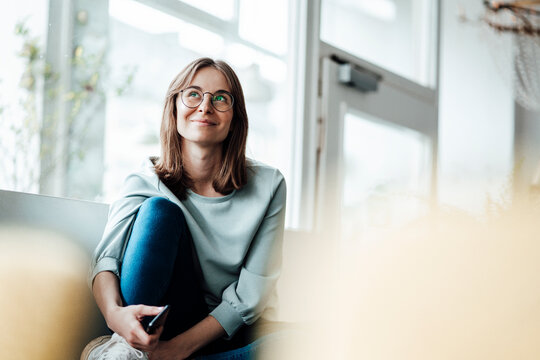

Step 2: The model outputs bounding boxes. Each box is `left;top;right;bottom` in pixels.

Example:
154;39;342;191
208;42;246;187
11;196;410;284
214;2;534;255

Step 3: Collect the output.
186;85;231;93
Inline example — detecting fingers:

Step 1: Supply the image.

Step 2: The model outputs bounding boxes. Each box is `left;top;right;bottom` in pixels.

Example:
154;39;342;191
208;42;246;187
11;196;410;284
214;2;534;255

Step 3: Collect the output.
134;304;164;318
124;324;159;352
125;305;163;352
115;305;166;352
139;326;163;352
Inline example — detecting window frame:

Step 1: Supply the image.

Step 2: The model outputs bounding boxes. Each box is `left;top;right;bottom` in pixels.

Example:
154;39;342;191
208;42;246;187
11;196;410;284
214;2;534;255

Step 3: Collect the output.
298;0;441;234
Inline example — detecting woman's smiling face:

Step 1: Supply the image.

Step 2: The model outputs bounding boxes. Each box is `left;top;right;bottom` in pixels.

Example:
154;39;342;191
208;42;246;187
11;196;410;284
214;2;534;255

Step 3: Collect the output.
176;67;234;147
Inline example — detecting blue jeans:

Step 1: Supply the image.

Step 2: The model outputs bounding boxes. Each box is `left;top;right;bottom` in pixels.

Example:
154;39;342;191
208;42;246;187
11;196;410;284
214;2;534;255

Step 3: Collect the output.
119;197;259;358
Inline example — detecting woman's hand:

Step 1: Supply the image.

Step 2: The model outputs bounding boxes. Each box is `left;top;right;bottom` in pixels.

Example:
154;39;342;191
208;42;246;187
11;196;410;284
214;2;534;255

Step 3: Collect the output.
106;304;164;352
92;272;164;352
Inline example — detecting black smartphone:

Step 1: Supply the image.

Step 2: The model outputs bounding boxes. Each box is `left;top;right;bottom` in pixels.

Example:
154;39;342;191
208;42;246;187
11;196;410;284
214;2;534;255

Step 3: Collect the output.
145;305;170;334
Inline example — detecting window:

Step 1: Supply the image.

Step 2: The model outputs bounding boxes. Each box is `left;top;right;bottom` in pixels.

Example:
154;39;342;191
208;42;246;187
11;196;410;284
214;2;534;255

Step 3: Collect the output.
320;0;437;87
1;0;302;228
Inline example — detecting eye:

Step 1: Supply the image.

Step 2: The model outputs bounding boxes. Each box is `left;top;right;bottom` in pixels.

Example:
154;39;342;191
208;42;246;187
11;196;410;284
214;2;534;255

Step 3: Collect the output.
188;91;200;98
214;92;232;103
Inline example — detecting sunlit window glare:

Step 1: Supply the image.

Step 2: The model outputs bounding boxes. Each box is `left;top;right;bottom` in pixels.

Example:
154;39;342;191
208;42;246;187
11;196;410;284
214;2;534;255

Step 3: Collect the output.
109;0;183;33
178;22;225;57
342;112;431;241
334;0;396;22
180;0;235;21
238;0;288;55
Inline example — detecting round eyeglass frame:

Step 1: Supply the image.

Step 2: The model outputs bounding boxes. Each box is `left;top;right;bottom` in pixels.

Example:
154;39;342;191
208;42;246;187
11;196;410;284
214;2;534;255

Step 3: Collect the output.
179;88;234;112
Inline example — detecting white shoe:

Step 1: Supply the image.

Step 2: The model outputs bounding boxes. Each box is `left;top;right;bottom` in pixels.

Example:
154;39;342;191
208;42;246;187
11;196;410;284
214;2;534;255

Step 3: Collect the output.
81;333;148;360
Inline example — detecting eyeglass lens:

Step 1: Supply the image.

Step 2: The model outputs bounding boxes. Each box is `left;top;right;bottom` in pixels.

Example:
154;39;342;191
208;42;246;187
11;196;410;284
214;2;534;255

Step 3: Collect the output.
181;88;233;112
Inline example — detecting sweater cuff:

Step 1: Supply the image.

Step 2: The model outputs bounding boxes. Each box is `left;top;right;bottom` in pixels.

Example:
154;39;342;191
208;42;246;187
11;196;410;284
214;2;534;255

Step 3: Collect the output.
88;256;121;288
209;301;245;338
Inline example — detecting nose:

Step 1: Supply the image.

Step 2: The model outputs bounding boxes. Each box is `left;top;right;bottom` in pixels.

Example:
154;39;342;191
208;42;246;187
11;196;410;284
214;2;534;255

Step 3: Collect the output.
198;93;214;113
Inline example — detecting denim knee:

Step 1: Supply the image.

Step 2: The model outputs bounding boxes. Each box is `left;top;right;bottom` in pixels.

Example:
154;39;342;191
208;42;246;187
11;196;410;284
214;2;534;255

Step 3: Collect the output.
139;196;180;212
130;197;187;248
139;197;182;219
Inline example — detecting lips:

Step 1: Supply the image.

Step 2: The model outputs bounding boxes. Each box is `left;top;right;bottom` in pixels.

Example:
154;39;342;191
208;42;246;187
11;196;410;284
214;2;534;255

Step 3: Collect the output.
191;119;217;125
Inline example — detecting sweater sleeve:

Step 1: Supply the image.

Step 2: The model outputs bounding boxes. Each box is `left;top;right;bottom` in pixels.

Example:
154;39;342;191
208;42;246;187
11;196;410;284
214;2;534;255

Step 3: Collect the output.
209;171;286;337
88;174;155;287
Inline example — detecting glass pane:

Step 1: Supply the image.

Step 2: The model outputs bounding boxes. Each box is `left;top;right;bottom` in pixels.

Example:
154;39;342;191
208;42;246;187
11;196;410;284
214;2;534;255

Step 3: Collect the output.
321;0;435;87
342;111;432;242
0;0;49;194
180;0;235;21
104;0;186;201
239;0;288;55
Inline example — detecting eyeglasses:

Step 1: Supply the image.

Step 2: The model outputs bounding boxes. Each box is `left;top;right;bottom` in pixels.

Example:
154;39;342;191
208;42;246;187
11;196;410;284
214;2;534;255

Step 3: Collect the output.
179;87;234;112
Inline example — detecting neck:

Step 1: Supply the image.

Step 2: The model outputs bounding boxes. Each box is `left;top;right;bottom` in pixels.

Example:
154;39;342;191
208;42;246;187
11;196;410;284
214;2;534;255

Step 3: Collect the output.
181;141;224;196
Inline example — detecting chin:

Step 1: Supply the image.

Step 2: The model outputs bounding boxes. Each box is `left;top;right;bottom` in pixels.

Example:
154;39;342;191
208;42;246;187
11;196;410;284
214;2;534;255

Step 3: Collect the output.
183;136;226;147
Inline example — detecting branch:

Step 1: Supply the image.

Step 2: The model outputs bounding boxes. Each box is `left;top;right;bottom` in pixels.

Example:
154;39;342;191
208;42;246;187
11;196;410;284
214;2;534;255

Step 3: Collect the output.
484;0;540;16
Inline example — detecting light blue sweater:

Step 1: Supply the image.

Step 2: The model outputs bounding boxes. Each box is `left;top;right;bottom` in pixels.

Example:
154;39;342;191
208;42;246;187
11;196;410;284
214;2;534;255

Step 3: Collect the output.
90;158;286;337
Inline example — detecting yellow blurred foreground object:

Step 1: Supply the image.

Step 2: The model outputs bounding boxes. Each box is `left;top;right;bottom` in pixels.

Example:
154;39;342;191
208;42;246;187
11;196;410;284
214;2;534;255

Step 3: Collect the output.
272;201;540;359
0;225;93;360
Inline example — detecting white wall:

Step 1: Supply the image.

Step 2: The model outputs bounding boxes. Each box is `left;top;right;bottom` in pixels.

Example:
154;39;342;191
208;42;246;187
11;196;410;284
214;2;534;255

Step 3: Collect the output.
437;0;514;213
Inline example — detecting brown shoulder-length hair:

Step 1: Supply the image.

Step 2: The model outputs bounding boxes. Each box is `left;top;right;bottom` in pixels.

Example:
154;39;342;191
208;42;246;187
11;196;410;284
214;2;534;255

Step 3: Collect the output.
153;57;248;199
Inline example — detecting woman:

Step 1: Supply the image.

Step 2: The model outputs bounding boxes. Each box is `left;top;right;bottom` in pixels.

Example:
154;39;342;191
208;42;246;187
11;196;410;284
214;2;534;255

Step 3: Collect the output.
82;58;286;360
